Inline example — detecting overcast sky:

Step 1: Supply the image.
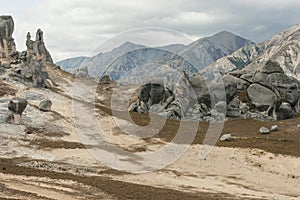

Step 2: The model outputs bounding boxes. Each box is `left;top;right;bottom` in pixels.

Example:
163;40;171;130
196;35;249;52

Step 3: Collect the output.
1;0;300;62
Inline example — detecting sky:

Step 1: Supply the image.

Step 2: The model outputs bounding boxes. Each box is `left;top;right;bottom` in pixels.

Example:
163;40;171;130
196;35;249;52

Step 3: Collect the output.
1;0;300;62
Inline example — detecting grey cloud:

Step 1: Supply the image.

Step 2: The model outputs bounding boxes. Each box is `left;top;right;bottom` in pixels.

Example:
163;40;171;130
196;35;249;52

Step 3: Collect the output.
7;0;300;61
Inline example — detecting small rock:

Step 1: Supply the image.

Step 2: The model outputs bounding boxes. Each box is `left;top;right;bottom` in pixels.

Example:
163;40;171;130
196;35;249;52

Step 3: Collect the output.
215;101;227;113
220;134;232;141
44;79;54;88
271;125;278;131
2;62;11;69
297;124;300;129
128;102;138;112
159;111;173;118
39;99;52;111
277;102;293;120
239;103;249;114
259;127;270;134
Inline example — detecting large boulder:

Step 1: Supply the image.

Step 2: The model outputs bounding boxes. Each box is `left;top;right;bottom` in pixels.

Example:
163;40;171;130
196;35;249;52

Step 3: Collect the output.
139;83;171;106
227;97;241;117
247;83;278;113
252;61;300;106
39;99;52;112
0;16;16;59
267;73;300;106
277;102;294;120
8;98;28;115
189;75;230;107
260;60;284;74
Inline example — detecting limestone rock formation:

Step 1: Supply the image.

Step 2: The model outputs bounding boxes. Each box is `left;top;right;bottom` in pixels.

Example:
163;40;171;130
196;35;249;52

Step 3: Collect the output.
129;83;177;118
0;16;16;60
26;29;53;64
129;59;300;122
7;98;28;125
247;84;278;114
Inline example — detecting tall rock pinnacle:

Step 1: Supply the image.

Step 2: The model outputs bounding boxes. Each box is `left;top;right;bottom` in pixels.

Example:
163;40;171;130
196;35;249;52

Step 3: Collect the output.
0;16;16;60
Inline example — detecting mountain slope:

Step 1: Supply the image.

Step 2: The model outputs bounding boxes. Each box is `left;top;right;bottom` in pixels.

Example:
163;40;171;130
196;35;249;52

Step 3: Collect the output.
57;32;253;79
200;24;300;81
57;42;147;76
179;31;254;70
56;56;88;72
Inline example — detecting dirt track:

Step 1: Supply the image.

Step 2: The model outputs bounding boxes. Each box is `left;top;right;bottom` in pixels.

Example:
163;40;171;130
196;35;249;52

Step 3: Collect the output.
0;158;249;200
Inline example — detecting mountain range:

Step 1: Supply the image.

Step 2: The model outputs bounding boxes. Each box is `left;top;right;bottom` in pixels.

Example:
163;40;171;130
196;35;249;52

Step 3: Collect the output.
56;31;253;80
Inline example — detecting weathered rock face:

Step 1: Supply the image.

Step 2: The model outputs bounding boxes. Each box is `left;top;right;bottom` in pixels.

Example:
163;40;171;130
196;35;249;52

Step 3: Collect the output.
130;59;300;122
247;83;278;113
251;61;300;106
129;83;178;118
0;16;16;60
277;102;293;120
139;83;170;106
0;16;54;89
26;29;53;64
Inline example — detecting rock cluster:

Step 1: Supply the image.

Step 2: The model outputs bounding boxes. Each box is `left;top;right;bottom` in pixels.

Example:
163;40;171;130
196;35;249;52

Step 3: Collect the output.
129;60;300;122
0;16;56;126
0;16;54;88
241;60;300;120
128;83;181;119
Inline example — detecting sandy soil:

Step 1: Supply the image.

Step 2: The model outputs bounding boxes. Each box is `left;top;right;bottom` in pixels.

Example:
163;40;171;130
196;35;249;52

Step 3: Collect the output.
0;72;300;200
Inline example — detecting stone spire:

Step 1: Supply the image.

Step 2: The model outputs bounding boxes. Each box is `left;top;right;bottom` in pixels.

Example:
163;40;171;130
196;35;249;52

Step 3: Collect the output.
0;16;16;60
26;29;53;64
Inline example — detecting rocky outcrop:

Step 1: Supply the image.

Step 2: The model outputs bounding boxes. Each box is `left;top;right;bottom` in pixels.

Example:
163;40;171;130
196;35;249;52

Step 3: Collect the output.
0;16;55;89
129;59;300;122
247;84;278;115
26;29;53;64
0;16;16;60
129;82;180;119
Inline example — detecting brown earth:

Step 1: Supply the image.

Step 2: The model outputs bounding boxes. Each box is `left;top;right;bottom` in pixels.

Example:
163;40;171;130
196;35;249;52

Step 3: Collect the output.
97;82;300;157
0;158;255;200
